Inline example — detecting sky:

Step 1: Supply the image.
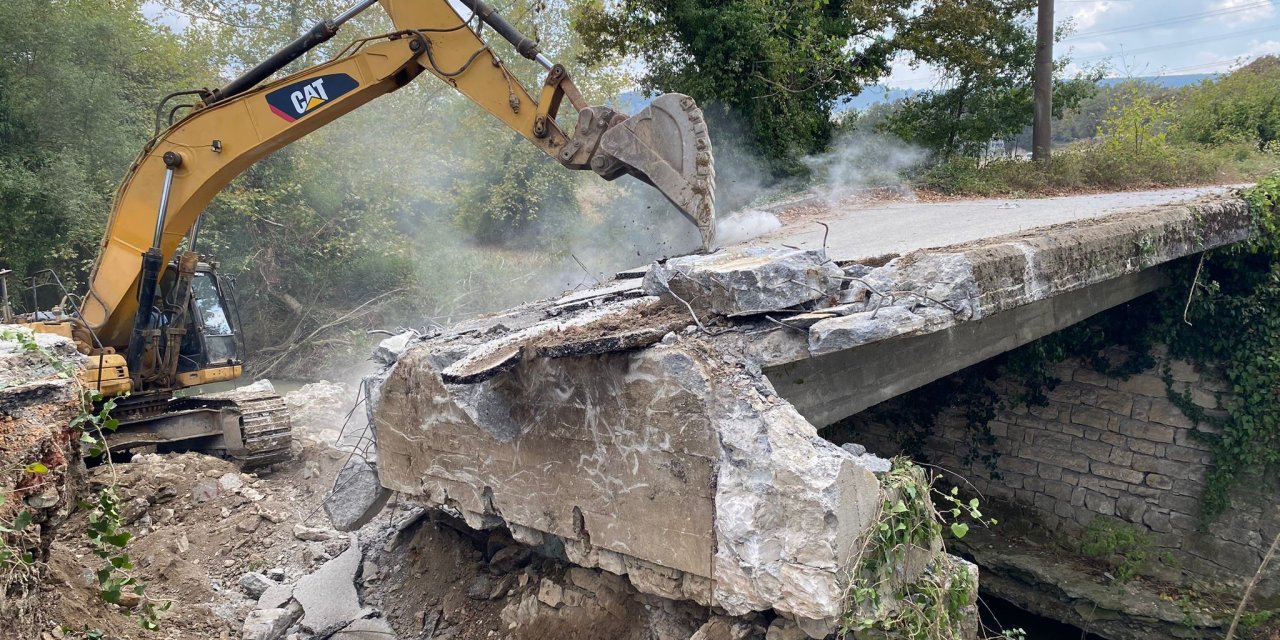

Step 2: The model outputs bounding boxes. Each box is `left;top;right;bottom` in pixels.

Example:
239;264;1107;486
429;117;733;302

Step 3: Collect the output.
887;0;1280;88
145;1;1280;90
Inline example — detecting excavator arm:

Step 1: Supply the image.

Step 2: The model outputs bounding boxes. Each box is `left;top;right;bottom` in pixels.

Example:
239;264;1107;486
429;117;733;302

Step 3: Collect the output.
81;0;716;355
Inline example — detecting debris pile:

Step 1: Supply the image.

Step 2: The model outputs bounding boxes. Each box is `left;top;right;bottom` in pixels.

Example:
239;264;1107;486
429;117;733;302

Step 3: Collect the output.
0;328;86;628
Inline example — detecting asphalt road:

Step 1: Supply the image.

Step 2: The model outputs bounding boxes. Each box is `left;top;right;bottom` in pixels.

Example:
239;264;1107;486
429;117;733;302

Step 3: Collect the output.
745;185;1245;262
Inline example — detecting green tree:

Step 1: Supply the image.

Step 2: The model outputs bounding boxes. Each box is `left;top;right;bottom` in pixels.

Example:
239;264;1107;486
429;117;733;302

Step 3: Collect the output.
1053;79;1165;144
1172;56;1280;150
0;0;198;294
880;10;1098;158
573;0;1055;175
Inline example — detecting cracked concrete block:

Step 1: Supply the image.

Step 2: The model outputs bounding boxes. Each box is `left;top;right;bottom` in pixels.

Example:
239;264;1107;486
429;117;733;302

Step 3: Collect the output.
324;457;392;532
808;305;954;355
293;534;365;632
371;332;883;630
373;330;421;365
241;603;302;640
256;582;294;610
644;247;842;317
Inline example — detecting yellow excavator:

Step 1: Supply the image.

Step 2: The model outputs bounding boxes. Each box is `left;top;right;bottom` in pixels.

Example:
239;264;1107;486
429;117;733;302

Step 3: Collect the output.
1;0;717;467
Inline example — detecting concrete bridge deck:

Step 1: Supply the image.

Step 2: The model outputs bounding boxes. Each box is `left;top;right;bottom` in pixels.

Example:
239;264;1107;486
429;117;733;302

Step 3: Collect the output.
753;185;1240;261
363;186;1255;637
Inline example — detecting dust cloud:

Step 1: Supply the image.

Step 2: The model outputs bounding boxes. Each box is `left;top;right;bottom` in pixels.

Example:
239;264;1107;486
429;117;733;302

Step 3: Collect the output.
802;131;928;204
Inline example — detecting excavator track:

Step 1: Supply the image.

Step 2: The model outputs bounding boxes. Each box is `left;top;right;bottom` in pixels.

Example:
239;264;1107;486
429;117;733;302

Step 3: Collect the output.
108;386;294;470
185;387;293;469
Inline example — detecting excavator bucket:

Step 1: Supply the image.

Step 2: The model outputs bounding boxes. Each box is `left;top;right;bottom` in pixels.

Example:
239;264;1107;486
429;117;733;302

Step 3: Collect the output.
599;93;717;252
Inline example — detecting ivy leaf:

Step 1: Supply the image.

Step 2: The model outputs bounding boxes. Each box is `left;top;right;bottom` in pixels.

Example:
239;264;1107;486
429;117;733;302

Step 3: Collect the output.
950;522;970;539
14;511;33;531
102;531;132;548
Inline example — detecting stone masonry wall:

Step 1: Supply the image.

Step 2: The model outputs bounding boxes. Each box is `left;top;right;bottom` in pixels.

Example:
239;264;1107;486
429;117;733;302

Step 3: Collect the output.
837;345;1280;600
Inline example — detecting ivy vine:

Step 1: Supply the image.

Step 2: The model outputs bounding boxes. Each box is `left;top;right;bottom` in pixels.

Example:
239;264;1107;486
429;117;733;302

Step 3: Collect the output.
841;459;998;638
1155;176;1280;518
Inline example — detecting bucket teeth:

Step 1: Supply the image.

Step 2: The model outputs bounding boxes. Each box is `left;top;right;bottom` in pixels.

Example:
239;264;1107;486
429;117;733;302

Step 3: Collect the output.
601;93;717;252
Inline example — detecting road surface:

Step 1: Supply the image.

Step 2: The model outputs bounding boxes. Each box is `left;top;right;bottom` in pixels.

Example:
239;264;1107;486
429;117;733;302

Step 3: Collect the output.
744;185;1244;262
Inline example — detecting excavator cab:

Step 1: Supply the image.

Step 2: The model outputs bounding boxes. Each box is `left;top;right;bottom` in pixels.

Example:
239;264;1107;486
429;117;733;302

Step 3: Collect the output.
172;264;244;375
140;260;246;389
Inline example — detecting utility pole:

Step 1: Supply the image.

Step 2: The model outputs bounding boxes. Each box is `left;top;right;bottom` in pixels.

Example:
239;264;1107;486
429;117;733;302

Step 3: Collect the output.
1033;0;1053;162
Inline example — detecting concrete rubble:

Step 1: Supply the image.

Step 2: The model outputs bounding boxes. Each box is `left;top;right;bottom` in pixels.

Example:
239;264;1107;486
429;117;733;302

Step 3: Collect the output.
292;534;368;633
324;457;392;532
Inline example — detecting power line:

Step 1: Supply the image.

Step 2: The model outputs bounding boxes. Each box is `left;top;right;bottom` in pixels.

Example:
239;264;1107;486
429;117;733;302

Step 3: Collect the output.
1065;0;1274;41
1156;54;1278;75
1077;22;1280;61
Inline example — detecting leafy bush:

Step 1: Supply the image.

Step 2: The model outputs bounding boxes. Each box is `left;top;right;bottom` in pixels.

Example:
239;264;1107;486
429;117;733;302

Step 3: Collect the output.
1173;57;1280;150
1080;516;1152;583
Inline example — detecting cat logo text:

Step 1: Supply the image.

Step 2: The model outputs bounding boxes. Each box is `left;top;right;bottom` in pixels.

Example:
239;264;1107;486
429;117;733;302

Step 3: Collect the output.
265;73;359;122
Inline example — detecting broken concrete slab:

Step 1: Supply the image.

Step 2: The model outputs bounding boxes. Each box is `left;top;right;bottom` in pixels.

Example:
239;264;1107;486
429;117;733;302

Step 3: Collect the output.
441;343;523;384
293;534;365;632
256;581;294;610
370;321;885;633
241;602;302;640
615;264;651;280
534;326;670;358
644;247;842;317
325;457;393;532
239;572;275;599
547;278;645;315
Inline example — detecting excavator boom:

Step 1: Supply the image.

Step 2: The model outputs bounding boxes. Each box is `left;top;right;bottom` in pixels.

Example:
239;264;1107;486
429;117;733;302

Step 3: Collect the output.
81;0;718;353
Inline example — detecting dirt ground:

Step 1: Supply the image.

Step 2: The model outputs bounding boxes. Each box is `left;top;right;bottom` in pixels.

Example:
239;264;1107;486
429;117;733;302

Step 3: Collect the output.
17;444;354;638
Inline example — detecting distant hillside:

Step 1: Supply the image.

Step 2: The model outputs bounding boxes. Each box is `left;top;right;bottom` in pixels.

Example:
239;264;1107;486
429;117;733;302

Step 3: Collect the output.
1098;73;1216;89
838;73;1220;112
617;72;1221;116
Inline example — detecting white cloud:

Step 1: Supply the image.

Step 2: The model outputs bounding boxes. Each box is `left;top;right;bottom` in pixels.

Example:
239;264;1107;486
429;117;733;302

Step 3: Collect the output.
1246;38;1280;56
1063;0;1122;31
1212;0;1276;25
